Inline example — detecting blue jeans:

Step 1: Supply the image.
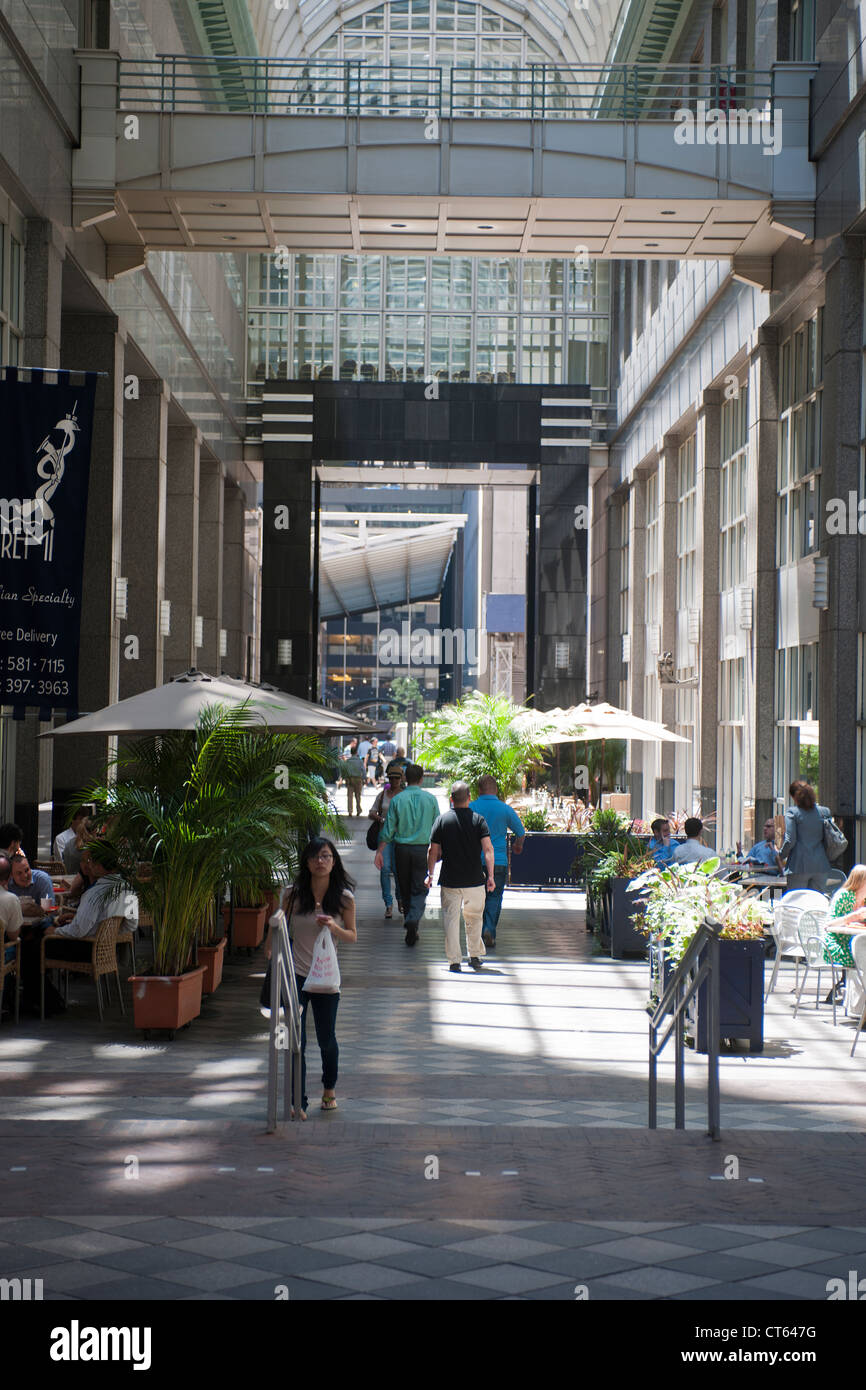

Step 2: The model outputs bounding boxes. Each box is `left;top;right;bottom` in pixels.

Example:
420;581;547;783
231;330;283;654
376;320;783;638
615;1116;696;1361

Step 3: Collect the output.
294;976;340;1111
482;864;508;940
379;839;396;907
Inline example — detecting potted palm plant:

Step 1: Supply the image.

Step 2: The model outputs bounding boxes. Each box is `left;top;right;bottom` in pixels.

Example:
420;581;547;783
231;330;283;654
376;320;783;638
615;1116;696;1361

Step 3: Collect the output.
80;703;335;1036
197;896;225;995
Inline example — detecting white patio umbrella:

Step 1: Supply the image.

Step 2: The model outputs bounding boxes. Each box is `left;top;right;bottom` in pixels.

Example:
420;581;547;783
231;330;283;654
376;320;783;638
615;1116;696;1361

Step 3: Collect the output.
515;701;690;803
42;669;373;738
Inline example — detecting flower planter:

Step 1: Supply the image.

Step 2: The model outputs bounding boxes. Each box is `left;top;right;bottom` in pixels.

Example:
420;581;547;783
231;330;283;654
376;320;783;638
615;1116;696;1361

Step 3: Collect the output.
651;939;765;1053
130;966;206;1037
223;903;268;950
508;833;582;887
602;878;649;959
198;937;227;994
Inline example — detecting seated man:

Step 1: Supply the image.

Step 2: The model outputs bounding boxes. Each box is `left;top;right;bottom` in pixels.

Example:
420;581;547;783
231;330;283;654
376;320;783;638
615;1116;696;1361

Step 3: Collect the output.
672;817;715;865
7;853;59;925
53;807;89;865
647;817;675;868
18;841;129;1014
740;818;784;875
0;823;24;856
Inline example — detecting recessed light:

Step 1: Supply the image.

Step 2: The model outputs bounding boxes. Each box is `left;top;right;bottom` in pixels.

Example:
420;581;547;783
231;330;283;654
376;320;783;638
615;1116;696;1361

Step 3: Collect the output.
478;224;494;230
645;242;659;248
211;202;228;209
660;210;676;215
224;235;238;241
391;222;407;228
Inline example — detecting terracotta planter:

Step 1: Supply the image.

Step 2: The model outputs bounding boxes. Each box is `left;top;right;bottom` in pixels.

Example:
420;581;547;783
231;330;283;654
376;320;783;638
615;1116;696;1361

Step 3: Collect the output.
198;938;227;994
223;903;268;949
130;966;206;1036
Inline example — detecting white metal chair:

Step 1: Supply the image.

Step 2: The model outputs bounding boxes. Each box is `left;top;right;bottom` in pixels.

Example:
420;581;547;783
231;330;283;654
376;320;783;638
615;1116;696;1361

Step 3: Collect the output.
849;933;866;1057
793;909;840;1022
765;891;828;1000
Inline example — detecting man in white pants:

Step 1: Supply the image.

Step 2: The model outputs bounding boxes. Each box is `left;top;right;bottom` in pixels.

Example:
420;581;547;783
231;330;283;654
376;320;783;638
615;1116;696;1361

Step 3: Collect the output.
426;782;495;973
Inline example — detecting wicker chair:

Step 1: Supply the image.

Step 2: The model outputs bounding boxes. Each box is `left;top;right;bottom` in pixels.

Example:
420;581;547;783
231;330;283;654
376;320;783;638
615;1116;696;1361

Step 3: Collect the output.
40;916;126;1021
35;860;66;876
0;923;20;1024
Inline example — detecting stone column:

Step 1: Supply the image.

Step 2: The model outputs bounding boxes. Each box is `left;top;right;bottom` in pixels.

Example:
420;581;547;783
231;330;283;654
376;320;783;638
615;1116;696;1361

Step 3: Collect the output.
749;327;779;834
163;424;200;678
820;240;862;835
52;311;125;809
626;476;646;814
221;482;246;678
197;453;225;675
119;375;168;699
696;389;722;843
657;433;680;814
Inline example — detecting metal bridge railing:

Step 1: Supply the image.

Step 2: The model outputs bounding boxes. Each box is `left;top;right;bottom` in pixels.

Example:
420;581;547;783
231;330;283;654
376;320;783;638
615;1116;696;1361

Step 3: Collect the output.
117;57;777;121
265;908;303;1132
648;918;721;1140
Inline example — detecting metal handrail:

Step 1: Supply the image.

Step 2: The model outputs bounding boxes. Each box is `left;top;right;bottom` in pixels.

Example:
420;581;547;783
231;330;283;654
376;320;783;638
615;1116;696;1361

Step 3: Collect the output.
116;58;781;121
265;909;303;1132
648;918;721;1139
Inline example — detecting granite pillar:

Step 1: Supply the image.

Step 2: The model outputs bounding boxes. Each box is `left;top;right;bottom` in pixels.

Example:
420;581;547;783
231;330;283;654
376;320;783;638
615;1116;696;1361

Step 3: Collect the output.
221;482;246;679
119;375;168;699
163;424;200;679
820;241;862;833
197;453;224;675
749;328;779;835
696;390;721;843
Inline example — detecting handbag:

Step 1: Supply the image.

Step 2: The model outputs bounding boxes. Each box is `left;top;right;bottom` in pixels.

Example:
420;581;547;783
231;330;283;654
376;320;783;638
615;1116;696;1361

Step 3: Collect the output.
822;811;848;862
302;926;341;994
366;791;384;851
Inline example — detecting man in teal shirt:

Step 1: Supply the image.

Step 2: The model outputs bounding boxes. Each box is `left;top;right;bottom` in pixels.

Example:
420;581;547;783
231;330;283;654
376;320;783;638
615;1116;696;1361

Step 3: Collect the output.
469;776;525;947
374;764;439;946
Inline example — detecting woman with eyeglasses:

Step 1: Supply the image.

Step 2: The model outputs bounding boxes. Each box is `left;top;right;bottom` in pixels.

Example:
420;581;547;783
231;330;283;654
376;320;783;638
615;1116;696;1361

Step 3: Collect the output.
269;836;356;1118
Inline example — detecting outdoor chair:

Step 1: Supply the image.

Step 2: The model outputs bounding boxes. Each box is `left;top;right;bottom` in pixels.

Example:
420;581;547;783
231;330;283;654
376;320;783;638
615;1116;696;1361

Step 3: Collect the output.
848;933;866;1057
36;860;65;876
0;923;20;1025
765;891;828;999
793;910;840;1022
40;915;126;1022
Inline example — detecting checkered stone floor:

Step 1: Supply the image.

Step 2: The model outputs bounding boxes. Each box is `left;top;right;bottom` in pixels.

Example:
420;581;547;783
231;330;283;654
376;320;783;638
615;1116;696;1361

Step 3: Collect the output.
2;1214;865;1301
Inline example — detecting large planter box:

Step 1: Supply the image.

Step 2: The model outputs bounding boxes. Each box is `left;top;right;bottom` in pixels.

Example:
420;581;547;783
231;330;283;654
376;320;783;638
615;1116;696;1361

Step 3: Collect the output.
223;903;268;950
130;966;206;1036
508;833;582;887
198;937;226;995
651;939;765;1053
603;878;649;959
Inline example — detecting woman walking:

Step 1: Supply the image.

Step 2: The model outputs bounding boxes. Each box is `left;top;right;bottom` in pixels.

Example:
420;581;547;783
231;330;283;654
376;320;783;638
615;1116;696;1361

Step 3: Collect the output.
369;767;404;918
268;837;356;1117
780;779;833;891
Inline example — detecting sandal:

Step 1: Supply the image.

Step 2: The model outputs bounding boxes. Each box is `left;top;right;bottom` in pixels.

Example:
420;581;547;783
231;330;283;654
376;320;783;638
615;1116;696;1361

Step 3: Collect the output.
321;1094;338;1111
290;1107;307;1121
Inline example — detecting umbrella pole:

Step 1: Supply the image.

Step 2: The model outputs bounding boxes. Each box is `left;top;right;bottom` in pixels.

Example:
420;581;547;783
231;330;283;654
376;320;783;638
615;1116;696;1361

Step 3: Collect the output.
599;738;605;810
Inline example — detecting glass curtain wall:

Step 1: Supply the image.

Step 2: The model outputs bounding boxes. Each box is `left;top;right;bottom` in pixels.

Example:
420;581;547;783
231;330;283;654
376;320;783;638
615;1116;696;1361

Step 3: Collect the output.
717;389;750;849
248;255;610;395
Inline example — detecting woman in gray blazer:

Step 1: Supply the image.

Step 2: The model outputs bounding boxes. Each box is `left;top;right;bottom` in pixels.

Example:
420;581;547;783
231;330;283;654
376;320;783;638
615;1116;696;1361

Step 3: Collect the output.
781;779;833;890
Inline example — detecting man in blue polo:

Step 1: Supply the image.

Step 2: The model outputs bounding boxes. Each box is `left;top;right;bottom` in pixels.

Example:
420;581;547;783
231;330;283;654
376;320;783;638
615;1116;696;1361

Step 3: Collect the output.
374;763;439;947
469;776;525;948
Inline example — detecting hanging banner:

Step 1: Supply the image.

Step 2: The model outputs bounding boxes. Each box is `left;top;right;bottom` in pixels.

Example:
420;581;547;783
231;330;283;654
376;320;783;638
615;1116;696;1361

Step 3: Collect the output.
0;368;97;717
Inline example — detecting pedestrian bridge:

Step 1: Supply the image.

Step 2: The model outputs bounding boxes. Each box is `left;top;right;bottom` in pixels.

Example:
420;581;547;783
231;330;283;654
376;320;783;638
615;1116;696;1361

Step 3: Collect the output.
73;55;816;284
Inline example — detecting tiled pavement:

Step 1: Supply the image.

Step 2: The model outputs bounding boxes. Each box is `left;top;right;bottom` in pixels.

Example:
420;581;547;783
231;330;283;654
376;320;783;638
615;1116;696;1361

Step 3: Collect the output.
1;786;866;1300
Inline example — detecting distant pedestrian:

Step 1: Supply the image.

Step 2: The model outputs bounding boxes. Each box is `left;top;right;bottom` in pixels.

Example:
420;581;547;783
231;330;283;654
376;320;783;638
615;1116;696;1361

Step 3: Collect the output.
369;768;405;918
375;764;439;946
386;747;409;778
427;782;495;972
380;735;397;760
781;779;833;891
469;775;525;948
365;738;384;785
342;743;365;816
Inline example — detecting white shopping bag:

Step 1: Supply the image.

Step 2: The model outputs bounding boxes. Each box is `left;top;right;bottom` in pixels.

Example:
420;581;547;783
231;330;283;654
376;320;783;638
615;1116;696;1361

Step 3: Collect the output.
302;927;341;994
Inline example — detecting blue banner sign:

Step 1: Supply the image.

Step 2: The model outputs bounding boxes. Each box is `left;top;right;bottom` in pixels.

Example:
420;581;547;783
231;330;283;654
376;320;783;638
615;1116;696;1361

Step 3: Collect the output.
0;368;97;717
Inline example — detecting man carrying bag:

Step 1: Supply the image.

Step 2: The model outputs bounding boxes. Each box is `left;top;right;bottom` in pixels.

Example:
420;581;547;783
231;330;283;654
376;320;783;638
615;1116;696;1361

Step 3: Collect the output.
374;763;439;946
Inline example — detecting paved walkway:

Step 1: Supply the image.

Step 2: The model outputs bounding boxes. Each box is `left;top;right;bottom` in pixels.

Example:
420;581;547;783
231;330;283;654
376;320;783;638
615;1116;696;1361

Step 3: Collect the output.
1;787;865;1301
